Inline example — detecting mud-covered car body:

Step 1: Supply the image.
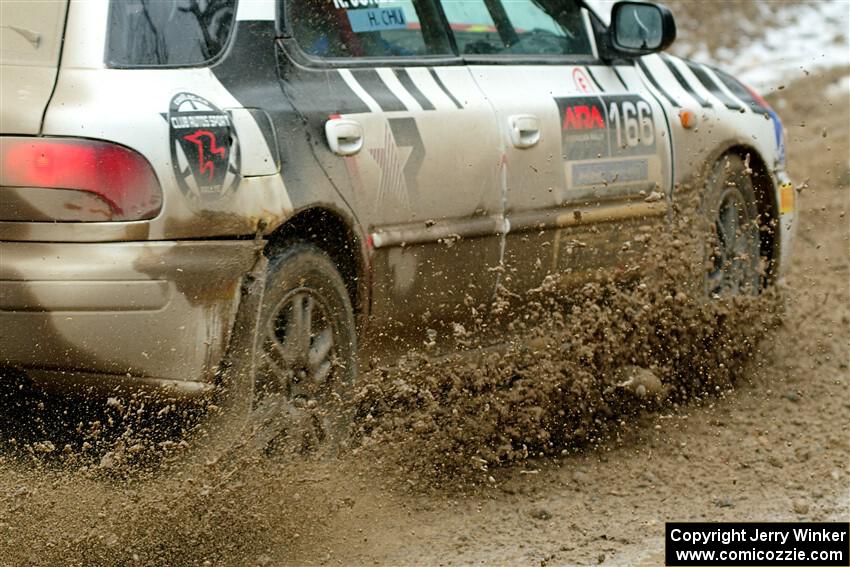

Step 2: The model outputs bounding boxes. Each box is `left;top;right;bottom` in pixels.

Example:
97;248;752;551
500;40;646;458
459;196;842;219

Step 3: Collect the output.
0;0;794;395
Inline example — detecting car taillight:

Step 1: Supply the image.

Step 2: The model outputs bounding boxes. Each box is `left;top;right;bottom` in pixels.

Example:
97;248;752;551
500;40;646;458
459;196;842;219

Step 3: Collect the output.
0;137;162;222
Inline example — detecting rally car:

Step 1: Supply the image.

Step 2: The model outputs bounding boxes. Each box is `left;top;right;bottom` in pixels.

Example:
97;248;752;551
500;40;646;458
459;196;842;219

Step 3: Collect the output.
0;0;795;441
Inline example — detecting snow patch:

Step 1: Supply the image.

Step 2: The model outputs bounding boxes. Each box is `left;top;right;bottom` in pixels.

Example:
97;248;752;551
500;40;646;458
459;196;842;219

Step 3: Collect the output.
824;73;850;99
726;0;850;92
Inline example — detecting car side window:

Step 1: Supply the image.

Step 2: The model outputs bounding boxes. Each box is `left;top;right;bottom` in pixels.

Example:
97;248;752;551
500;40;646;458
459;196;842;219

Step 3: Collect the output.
440;0;592;56
289;0;453;58
106;0;236;67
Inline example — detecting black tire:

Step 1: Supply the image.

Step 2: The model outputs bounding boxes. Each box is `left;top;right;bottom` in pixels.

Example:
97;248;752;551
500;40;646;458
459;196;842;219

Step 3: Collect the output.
702;154;762;297
254;242;358;454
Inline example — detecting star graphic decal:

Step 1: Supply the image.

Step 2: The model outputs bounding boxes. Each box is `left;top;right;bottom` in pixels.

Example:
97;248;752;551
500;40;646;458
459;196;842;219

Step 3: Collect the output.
369;123;412;208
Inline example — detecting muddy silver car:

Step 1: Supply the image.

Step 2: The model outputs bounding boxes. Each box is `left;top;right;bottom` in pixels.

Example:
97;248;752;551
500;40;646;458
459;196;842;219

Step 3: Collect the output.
1;0;795;425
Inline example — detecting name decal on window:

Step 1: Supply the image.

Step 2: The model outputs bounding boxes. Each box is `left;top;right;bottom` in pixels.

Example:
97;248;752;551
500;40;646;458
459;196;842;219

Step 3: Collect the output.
347;7;408;32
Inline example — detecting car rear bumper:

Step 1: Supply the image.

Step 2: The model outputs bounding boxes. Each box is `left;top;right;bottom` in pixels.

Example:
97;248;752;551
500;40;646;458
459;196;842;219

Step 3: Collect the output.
0;239;258;390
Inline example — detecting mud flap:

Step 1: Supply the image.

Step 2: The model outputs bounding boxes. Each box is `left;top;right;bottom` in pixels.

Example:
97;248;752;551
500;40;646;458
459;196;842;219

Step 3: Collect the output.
193;240;325;463
194;241;268;464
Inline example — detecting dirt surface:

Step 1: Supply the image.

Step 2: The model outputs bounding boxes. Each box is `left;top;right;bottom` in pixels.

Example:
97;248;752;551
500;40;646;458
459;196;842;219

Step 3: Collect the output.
1;67;848;567
664;0;800;59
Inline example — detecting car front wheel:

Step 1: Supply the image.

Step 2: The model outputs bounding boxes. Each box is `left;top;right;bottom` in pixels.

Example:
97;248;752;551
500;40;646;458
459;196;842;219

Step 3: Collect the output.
703;154;763;297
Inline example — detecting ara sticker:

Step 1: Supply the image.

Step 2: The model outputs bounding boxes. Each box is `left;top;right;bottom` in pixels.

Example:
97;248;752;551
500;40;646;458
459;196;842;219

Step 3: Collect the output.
556;95;657;161
168;92;241;205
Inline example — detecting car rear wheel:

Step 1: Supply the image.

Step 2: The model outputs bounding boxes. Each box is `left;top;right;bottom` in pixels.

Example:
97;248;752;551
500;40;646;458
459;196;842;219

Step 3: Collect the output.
254;243;358;454
703;154;762;297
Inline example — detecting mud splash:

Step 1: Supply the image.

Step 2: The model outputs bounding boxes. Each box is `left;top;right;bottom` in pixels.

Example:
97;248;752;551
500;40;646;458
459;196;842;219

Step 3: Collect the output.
351;202;784;482
0;382;339;566
0;196;785;567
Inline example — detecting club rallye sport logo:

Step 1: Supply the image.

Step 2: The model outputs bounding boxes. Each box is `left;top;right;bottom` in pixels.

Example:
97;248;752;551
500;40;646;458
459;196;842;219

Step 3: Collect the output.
168;92;241;205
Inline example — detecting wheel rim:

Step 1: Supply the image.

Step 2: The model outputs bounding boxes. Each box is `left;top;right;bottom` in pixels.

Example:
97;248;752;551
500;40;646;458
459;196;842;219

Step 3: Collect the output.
706;186;759;296
263;289;335;392
257;287;342;450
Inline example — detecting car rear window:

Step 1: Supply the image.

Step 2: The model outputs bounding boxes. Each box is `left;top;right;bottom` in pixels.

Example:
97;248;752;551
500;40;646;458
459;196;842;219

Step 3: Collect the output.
288;0;453;59
106;0;237;67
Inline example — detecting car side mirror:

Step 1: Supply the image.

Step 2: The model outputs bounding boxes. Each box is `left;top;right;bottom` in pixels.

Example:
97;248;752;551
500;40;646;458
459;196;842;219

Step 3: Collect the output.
610;1;676;56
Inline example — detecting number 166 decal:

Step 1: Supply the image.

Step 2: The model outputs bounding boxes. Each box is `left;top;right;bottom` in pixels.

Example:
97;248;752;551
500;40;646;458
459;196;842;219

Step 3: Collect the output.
608;99;655;149
557;94;658;161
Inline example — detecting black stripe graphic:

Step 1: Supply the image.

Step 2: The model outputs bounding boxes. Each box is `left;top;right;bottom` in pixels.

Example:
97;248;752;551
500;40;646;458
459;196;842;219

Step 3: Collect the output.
611;66;629;90
351;69;406;112
636;58;680;107
584;66;605;92
661;54;711;108
394;69;435;111
428;68;463;109
684;61;744;111
712;67;767;113
325;71;373;115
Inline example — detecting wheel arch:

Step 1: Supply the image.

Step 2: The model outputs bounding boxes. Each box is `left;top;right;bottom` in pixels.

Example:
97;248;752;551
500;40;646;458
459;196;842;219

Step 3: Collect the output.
265;206;369;322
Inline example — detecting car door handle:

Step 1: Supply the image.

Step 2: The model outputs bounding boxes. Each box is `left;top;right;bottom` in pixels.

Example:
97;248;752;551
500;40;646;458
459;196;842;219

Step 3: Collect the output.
508;114;541;149
325;118;363;156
